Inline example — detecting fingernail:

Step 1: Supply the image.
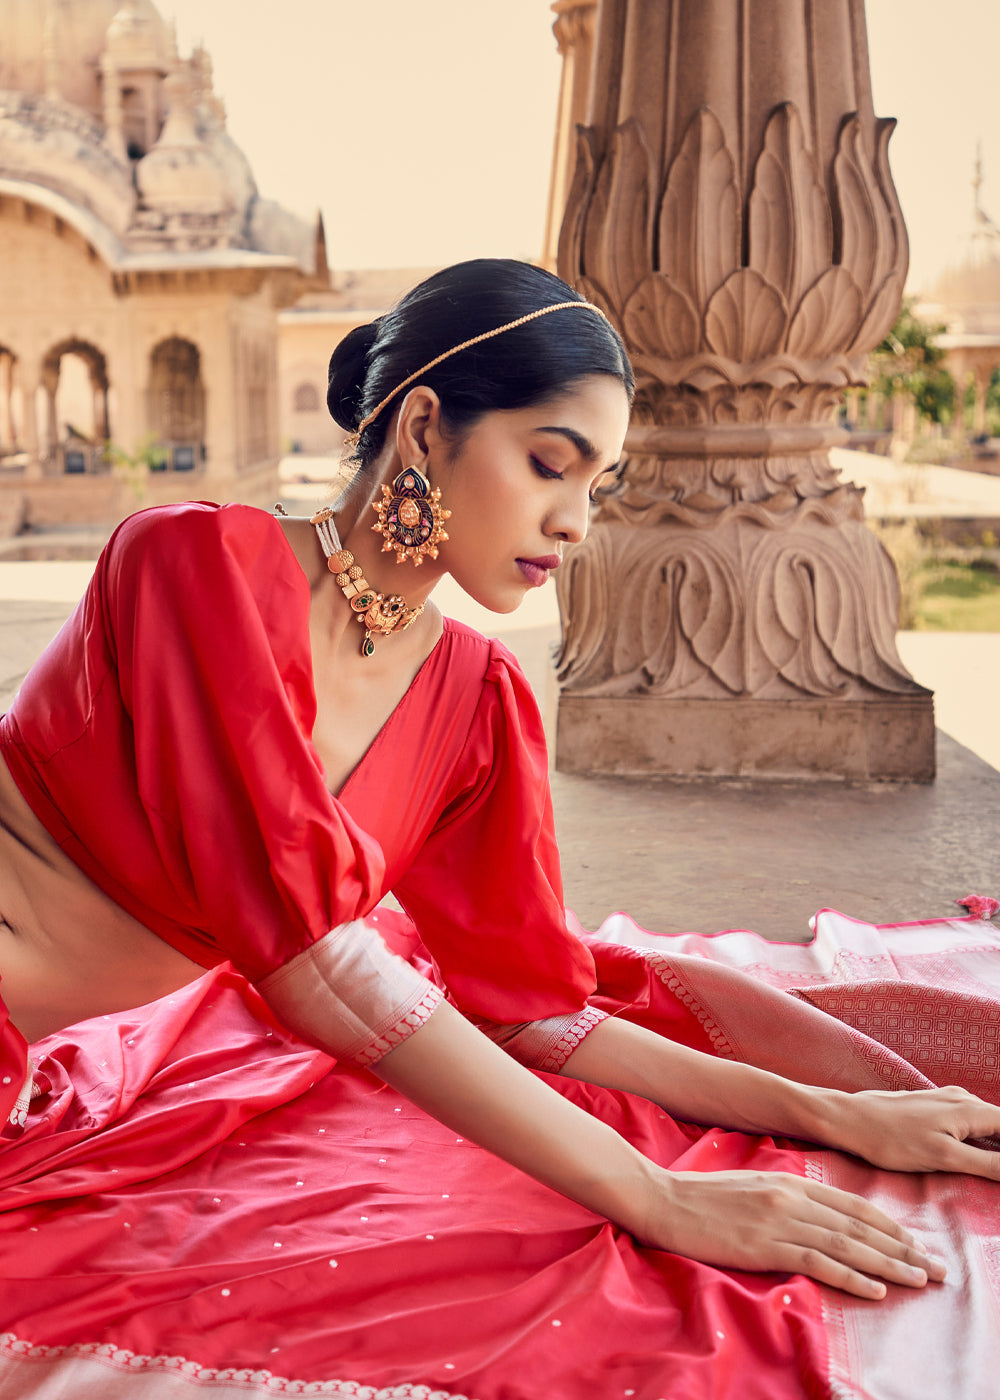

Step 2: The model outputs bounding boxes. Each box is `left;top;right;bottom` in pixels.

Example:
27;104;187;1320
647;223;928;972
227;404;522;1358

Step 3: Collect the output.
905;1264;927;1284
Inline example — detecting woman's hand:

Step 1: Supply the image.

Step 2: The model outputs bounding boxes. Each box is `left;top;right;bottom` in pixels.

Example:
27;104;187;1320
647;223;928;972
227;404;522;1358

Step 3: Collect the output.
640;1168;946;1300
822;1085;1000;1177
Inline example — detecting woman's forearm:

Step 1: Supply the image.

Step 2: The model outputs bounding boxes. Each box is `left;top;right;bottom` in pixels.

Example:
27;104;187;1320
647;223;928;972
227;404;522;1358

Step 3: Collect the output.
559;1016;846;1144
375;1000;661;1233
376;1001;949;1301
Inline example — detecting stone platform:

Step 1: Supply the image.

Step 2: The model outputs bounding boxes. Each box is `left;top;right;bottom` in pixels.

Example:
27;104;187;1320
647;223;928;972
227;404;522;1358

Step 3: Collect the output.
2;557;997;948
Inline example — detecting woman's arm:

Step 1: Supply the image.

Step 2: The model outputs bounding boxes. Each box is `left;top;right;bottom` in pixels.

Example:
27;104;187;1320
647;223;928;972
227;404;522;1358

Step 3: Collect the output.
375;1000;944;1300
559;1016;1000;1179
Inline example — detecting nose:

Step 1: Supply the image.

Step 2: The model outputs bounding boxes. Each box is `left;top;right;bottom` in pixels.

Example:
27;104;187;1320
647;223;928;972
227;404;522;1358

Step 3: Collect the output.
546;483;591;545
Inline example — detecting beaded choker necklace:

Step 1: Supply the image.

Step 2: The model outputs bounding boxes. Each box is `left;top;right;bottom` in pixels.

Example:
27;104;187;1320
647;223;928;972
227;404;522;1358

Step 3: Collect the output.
310;507;424;658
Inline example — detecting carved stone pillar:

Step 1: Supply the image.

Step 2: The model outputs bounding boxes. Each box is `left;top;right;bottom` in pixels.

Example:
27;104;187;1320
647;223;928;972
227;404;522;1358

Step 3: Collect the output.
541;1;598;271
554;0;933;781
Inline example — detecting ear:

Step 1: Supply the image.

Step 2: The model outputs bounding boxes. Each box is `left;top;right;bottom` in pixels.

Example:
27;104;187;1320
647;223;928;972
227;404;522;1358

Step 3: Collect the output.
395;386;443;465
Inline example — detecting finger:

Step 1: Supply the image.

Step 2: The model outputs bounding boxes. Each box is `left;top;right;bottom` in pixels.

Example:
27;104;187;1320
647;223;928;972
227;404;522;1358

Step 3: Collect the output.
797;1204;945;1285
803;1221;942;1291
767;1241;889;1301
804;1182;920;1249
802;1189;947;1281
935;1139;1000;1181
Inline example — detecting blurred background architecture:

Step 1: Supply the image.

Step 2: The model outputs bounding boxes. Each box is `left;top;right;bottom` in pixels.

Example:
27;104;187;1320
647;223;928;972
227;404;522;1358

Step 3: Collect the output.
0;0;328;527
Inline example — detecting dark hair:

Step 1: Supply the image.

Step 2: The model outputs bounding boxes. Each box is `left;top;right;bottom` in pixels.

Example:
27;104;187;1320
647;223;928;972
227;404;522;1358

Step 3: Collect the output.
327;259;634;469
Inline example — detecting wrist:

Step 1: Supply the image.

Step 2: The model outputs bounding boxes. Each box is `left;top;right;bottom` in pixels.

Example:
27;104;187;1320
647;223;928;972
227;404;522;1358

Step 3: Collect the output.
789;1084;854;1149
587;1149;670;1241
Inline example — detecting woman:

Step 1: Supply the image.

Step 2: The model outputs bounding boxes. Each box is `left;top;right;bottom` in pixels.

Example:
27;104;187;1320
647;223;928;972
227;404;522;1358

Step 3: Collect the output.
1;260;998;1395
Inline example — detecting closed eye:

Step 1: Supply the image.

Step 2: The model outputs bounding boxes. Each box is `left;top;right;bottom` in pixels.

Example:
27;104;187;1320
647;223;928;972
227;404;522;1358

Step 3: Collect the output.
530;455;564;482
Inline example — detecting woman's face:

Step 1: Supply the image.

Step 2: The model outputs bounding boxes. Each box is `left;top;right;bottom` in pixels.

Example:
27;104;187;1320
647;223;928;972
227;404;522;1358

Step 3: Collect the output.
426;375;631;614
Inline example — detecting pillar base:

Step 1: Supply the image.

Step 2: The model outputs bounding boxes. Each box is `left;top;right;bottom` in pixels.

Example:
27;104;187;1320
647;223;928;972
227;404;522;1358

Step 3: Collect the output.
556;694;936;782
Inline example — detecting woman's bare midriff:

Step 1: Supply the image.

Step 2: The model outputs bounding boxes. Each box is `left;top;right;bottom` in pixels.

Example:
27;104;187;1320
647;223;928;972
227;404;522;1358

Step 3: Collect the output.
0;758;206;1043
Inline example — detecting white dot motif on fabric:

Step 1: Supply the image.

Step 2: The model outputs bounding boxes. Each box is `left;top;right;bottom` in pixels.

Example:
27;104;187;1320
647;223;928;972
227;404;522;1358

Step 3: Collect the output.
782;1293;792;1305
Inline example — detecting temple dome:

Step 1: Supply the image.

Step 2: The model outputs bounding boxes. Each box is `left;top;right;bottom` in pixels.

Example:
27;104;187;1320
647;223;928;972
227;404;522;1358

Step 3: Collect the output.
104;0;169;72
136;69;230;217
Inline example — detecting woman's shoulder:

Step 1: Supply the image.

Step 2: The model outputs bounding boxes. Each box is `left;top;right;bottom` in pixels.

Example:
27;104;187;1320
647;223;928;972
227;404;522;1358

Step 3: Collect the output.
106;502;305;589
111;501;280;554
438;616;527;686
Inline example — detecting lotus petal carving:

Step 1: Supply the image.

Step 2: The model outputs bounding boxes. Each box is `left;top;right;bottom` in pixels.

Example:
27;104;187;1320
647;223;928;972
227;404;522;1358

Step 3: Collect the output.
748;103;833;309
623;272;701;359
833;114;895;299
872;117;909;292
583;118;656;310
557;124;601;285
850;270;906;355
705;269;788;361
658;107;740;312
786;267;864;359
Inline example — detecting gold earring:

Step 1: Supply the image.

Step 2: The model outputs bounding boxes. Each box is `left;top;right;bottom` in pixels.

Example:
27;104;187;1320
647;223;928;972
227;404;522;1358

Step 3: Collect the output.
371;465;451;566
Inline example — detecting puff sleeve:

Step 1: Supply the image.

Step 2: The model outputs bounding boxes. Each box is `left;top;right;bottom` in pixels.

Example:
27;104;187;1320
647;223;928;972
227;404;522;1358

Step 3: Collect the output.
392;641;607;1067
1;503;442;1062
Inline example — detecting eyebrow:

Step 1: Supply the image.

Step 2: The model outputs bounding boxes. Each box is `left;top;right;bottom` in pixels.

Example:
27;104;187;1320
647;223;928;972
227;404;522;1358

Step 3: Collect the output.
534;426;600;462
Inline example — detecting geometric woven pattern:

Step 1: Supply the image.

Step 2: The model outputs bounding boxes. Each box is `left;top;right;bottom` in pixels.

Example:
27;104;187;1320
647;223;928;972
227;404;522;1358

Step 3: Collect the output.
790;982;1000;1104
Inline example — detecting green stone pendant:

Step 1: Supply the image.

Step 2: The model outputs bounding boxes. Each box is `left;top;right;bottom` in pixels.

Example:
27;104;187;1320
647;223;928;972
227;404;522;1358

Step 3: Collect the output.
361;635;376;658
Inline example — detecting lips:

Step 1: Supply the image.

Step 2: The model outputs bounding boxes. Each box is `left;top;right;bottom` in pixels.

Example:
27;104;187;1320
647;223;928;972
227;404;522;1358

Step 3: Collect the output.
516;555;561;587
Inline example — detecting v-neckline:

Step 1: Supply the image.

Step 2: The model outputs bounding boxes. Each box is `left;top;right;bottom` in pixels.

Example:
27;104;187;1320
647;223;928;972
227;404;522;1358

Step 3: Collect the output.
333;623;448;800
269;510;448;799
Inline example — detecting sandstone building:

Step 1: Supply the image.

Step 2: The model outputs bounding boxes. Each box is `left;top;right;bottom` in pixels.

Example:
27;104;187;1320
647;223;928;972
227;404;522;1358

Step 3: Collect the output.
0;0;329;530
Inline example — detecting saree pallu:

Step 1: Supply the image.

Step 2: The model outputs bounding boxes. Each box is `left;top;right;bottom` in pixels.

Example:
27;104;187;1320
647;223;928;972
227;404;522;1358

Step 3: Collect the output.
1;905;998;1400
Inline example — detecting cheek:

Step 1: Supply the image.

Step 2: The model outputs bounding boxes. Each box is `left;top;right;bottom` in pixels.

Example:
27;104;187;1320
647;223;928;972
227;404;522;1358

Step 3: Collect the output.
449;465;522;541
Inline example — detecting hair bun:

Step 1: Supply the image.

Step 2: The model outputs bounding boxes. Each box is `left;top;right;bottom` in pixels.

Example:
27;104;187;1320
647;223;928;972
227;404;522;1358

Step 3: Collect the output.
327;321;380;430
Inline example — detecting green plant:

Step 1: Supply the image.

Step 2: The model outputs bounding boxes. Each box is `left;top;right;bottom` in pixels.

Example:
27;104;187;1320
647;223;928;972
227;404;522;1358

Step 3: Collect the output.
102;435;169;503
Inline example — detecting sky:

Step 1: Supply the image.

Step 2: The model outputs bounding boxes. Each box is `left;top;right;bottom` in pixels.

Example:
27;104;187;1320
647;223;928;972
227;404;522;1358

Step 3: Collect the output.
162;0;998;293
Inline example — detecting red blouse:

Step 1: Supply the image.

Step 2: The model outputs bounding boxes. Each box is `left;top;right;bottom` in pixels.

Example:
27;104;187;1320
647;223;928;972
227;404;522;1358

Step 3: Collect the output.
0;502;597;1030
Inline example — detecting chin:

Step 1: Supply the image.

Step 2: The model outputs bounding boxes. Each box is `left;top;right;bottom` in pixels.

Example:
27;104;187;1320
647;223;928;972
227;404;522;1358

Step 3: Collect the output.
458;578;527;615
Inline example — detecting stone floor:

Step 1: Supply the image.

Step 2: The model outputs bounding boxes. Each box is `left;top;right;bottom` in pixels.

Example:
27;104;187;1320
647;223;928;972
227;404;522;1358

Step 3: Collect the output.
2;559;997;947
